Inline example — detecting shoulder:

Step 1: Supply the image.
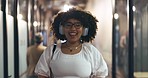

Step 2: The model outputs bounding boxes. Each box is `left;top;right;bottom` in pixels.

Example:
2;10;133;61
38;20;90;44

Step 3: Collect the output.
38;45;46;49
83;42;93;47
27;45;34;50
42;45;47;49
83;42;101;55
44;43;59;54
27;45;35;53
44;44;53;52
83;42;98;51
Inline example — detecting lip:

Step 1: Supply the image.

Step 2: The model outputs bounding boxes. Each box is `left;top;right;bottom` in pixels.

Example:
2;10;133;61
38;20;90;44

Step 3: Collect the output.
69;32;77;36
68;32;78;38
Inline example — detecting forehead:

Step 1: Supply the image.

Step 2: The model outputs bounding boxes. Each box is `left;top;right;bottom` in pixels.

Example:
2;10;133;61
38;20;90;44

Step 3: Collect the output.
65;18;80;23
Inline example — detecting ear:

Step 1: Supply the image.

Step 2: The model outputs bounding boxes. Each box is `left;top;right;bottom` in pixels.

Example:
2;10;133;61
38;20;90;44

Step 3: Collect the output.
59;25;64;35
82;28;88;36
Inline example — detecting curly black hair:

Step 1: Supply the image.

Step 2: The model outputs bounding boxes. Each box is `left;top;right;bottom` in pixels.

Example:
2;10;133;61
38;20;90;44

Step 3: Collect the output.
51;7;98;43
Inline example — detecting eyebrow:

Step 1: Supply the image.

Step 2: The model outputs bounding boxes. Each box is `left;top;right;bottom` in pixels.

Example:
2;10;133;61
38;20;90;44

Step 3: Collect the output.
65;22;81;24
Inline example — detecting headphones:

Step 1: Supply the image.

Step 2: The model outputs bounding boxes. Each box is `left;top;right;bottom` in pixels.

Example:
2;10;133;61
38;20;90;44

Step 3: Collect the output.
83;28;88;36
59;25;64;35
59;25;89;36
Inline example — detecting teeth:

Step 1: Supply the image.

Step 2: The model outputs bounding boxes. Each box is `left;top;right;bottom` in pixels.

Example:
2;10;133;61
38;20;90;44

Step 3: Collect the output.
69;32;76;35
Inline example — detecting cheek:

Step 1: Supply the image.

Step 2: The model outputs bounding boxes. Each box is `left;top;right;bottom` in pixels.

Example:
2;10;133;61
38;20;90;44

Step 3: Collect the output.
63;29;68;34
80;28;84;33
78;29;83;35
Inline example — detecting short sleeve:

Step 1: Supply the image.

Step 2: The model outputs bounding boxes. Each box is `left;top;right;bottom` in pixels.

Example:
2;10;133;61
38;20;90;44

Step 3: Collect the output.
91;46;108;78
34;46;52;77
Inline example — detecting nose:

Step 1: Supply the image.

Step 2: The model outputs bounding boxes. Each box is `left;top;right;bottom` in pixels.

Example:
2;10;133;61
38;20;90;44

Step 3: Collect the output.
70;25;77;30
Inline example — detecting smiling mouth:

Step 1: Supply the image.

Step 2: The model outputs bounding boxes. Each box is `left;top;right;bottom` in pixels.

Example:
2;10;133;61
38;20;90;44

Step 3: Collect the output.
69;32;77;36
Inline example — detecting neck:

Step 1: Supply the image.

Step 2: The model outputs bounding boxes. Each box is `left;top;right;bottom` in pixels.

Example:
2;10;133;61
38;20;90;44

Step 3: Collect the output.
66;41;81;47
65;42;81;52
65;42;82;52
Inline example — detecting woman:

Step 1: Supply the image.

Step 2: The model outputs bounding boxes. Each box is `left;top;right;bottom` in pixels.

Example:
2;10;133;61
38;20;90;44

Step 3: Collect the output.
35;7;108;78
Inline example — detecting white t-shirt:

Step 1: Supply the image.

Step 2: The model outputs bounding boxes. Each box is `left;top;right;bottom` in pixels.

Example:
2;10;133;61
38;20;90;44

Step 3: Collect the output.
35;43;108;78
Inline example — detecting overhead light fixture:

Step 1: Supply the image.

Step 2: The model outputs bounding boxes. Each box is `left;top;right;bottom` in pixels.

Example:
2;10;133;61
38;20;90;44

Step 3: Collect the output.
132;6;136;12
114;13;119;19
33;21;38;27
62;4;73;12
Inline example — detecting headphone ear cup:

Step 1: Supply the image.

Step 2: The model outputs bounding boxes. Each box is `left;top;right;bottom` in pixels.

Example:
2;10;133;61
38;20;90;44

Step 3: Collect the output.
59;25;64;35
82;28;88;36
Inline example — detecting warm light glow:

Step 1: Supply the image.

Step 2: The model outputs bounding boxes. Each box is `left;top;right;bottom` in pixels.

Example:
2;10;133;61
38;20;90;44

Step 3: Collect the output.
33;21;38;27
132;6;136;11
133;20;136;26
116;25;119;30
17;14;23;19
63;4;73;12
38;22;40;26
114;13;119;19
34;5;37;10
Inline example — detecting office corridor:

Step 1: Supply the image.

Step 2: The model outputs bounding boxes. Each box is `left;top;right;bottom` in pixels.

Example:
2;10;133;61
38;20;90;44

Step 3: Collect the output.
0;0;148;78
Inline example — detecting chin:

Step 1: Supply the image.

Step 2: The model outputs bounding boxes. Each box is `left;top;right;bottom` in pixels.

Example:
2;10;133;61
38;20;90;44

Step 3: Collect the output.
68;40;79;43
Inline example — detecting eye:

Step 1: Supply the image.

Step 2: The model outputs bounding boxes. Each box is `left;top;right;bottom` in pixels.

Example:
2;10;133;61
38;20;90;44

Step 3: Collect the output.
75;23;82;27
64;23;72;27
63;22;82;29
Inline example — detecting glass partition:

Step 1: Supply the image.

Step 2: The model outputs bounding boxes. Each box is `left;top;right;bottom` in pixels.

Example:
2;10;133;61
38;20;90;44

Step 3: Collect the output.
18;0;28;78
8;0;14;15
0;0;1;10
0;10;4;78
7;15;15;78
0;1;3;78
114;0;148;78
113;0;129;78
19;0;28;21
134;0;148;77
113;0;148;77
7;0;15;78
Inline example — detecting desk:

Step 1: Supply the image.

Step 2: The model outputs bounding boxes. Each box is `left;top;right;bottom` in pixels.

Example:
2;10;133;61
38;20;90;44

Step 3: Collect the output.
134;72;148;78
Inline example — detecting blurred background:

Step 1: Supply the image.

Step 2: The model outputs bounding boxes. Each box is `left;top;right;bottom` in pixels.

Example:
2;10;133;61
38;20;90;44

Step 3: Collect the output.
0;0;148;78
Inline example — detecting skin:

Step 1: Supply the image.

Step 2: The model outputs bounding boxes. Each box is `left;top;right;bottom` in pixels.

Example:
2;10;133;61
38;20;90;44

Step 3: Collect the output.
63;18;83;47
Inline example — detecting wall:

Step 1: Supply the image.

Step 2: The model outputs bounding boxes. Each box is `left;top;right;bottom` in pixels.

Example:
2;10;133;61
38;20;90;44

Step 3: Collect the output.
86;0;112;53
85;0;113;77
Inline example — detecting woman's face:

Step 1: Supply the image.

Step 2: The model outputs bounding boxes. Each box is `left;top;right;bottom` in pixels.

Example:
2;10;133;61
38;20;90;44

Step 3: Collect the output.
62;18;83;43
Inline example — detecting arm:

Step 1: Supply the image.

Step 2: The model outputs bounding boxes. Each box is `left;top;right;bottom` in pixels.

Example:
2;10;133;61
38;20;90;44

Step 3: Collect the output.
91;46;108;78
34;47;51;78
